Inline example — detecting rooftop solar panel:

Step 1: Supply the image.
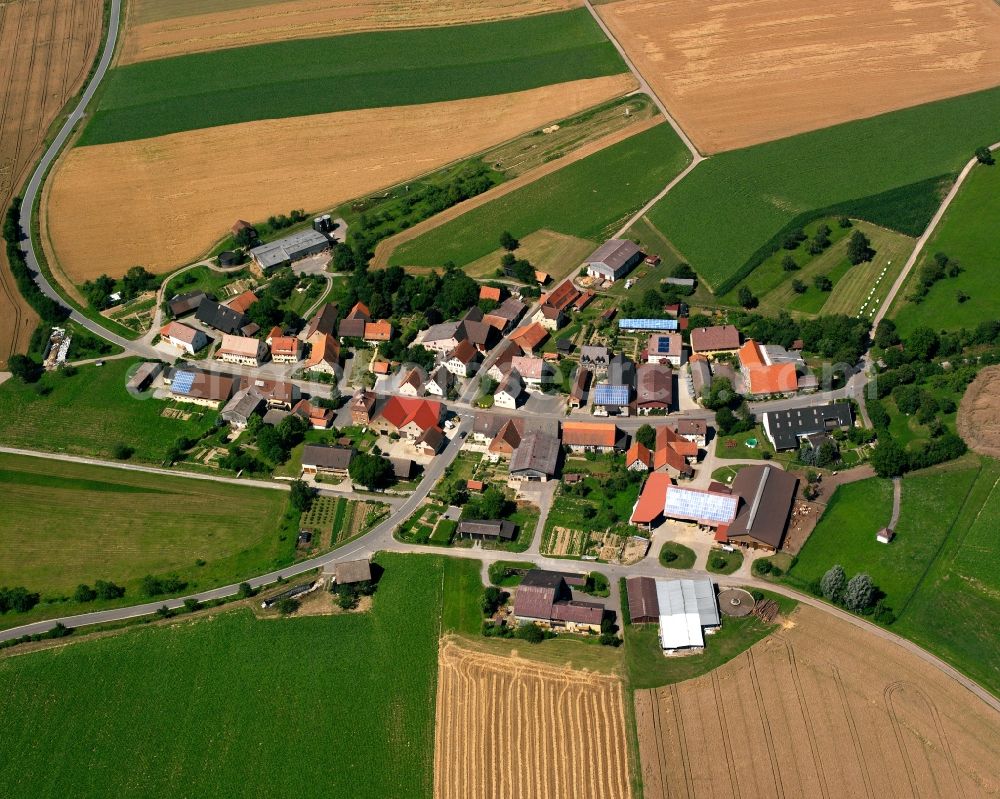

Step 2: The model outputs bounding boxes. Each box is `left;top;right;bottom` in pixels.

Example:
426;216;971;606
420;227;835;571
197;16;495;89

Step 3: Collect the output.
593;384;630;405
656;337;672;353
619;319;679;331
172;371;196;395
664;487;738;524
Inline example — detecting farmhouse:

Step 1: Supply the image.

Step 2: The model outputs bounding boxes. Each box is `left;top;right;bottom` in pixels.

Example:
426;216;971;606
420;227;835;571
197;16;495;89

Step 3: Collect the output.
673;417;708;447
580;345;610;373
301;303;338;340
291;398;334;429
738;340;799;396
445;340;481;377
592;384;631;417
509;322;549;355
489;418;524;458
425;365;451;397
510;355;548;389
364;320;393;343
349;388;377;426
487;340;522;381
301;444;353;476
397;368;424;397
237;377;298;410
540;280;581;313
303;333;340;374
338;303;370;339
221;387;265;428
159;321;207;354
457;520;517;542
654;577;721;652
249;228;330;274
584;239;643;283
690;325;740;355
569;367;591;408
626;442;652;471
646;333;684;366
509;431;561;482
168;369;235;407
126;361;162;393
762;402;854;450
226;290;258;315
513;570;604;633
532;304;566;331
483;297;526;333
195;298;254;336
372;396;443;440
216;334;267;366
414;424;446;456
420;321;462;354
723;464;798;551
168;290;207;317
472;412;506;443
561;421;627;453
636;363;673;414
268;333;301;363
495;369;525;409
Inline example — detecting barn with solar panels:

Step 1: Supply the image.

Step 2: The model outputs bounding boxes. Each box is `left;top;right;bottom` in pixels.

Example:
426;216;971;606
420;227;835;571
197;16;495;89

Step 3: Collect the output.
646;332;684;366
592;383;631;417
167;369;235;407
619;318;680;332
664;486;739;528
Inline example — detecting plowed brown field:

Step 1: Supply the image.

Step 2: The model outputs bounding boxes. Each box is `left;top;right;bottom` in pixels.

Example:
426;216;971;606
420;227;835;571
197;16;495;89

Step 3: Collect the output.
598;0;1000;153
434;639;632;799
957;364;1000;458
0;0;102;365
43;74;635;282
122;0;582;63
636;605;1000;799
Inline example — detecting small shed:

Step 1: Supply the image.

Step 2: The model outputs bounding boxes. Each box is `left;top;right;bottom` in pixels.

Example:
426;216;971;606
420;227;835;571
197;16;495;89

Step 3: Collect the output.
876;527;895;544
332;559;372;585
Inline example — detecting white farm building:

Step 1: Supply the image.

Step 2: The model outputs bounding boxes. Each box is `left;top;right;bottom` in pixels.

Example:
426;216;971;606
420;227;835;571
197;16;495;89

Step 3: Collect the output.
656;578;720;652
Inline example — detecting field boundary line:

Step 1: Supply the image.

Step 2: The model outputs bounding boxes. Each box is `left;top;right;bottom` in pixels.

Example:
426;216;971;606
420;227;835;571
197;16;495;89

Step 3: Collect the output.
669;684;695;799
711;669;742;799
883;681;921;796
371;115;663;269
780;638;831;799
831;666;876;799
747;648;786;799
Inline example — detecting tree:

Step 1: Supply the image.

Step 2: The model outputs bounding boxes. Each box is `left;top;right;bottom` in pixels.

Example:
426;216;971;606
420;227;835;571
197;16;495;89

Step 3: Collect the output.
73;584;97;603
514;624;545;643
781;256;798;271
843;573;876;612
289;480;318;512
813;275;833;292
738;286;757;309
237;582;256;599
499;231;519;252
94;580;125;600
837;216;852;228
635;424;656;450
183;598;201;613
975;146;995;165
846;230;873;265
906;326;939;361
814;440;838;468
482;586;507;616
820;565;847;603
871;437;908;477
874;319;899;349
112;442;134;460
791;279;806;294
276;597;300;615
349;452;394;490
8;353;42;383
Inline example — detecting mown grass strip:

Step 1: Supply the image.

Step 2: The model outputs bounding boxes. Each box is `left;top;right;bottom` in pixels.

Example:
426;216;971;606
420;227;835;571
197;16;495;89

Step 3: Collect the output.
81;9;627;144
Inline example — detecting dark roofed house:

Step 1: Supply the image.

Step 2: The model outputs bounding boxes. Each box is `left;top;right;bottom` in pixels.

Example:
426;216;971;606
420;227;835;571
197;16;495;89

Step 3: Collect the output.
338;317;367;339
690;325;741;354
762;402;854;451
302;303;339;340
569;367;591;408
301;444;353;475
509;431;560;482
169;291;208;317
725;464;798;551
513;570;605;632
391;458;415;480
195;298;249;335
457;520;517;542
472;412;506;443
333;559;372;585
626;576;660;624
221;387;265;428
636;363;673;413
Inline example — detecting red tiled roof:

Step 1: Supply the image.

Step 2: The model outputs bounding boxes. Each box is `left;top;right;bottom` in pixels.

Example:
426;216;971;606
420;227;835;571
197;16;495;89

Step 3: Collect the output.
379;396;442;433
304;333;339;367
479;286;502;302
160;321;201;345
510;322;548;352
627;442;651;469
542;280;581;312
690;325;740;353
348;302;371;320
631;473;673;525
364;320;392;341
372;360;390;375
270;335;299;357
226;290;258;314
739;340;799;394
562;421;620;448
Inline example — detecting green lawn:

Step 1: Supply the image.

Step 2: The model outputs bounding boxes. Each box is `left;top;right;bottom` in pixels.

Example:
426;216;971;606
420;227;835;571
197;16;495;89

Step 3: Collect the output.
0;452;293;628
0;359;217;462
0;553;453;798
441;557;485;636
81;10;627;144
891;162;1000;336
658;541;695;570
705;548;743;575
390;122;690;268
643;85;1000;293
625;590;797;689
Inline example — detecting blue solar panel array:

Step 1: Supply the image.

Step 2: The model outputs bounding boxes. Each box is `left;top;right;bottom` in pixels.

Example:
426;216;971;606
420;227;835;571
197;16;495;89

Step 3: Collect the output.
594;384;630;405
656;336;673;353
172;371;196;395
619;318;679;331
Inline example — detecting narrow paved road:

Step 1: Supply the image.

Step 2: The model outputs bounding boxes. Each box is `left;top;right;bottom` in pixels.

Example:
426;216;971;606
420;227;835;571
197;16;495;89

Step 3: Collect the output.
889;477;902;529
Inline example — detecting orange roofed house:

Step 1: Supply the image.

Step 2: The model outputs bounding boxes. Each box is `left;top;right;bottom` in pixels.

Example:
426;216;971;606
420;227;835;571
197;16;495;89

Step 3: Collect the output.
509;322;549;355
738;340;799;397
561;421;627;453
653;425;697;478
372;395;443;440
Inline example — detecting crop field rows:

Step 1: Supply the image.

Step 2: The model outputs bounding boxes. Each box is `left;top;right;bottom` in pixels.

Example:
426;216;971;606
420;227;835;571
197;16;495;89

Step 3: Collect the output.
434;640;632;799
122;0;583;64
0;0;102;364
635;606;1000;799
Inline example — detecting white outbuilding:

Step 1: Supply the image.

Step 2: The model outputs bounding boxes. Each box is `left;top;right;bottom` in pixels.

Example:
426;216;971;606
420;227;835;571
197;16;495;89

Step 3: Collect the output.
656;578;721;652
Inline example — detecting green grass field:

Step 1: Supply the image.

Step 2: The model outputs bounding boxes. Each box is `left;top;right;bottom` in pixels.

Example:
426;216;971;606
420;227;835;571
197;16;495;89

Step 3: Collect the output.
0;359;216;462
642;86;1000;292
82;10;627;144
891;162;1000;336
658;541;695;570
391;122;689;267
0;553;477;798
0;452;293;626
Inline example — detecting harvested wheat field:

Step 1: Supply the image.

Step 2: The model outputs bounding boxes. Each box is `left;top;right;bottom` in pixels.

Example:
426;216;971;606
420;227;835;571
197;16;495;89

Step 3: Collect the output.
0;0;102;364
636;605;1000;799
958;365;1000;458
122;0;582;63
434;638;631;799
44;74;634;282
598;0;1000;152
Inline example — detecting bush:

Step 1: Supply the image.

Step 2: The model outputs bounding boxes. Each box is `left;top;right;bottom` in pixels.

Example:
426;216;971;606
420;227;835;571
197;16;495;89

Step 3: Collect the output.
73;584;97;603
752;559;772;576
94;580;126;600
111;442;134;460
482;586;507;616
0;586;41;614
237;582;256;599
599;633;621;647
661;550;677;563
514;624;545;644
140;574;187;597
183;598;201;613
276;597;300;615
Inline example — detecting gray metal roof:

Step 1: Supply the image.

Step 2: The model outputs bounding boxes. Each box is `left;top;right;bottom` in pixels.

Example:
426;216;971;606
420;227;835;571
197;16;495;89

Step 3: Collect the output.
585;238;641;270
250;228;329;269
510;431;560;477
656;578;719;649
762;402;853;450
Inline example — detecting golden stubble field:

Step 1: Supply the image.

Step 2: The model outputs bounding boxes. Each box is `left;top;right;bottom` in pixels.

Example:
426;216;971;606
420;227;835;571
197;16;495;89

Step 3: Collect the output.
636;605;1000;799
434;639;632;799
43;74;635;282
122;0;583;63
0;0;102;365
598;0;1000;152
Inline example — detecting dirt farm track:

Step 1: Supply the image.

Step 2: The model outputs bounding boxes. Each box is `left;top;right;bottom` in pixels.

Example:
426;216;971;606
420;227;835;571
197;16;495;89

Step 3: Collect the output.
434;639;632;799
0;0;103;366
636;605;1000;799
121;0;583;63
598;0;1000;152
